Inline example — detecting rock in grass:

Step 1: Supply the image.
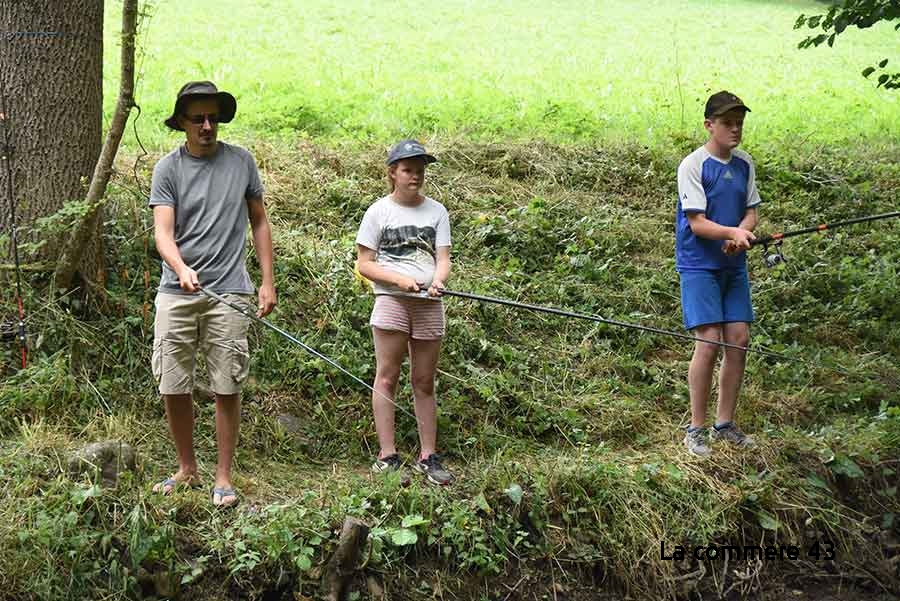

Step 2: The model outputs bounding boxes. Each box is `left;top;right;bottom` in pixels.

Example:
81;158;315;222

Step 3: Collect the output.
68;440;136;487
276;414;312;450
276;414;303;434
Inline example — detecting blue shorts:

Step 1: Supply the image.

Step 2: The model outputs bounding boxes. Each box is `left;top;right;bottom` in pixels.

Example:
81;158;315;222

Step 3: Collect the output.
679;269;754;330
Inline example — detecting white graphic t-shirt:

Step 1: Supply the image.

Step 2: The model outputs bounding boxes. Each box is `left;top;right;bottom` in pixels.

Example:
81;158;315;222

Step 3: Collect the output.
356;195;451;297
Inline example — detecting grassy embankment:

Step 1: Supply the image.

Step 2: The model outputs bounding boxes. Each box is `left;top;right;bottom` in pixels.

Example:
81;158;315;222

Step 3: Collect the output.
1;138;898;599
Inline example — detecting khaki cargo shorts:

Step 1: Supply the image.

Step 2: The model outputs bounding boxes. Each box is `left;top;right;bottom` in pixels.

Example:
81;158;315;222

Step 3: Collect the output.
152;291;253;396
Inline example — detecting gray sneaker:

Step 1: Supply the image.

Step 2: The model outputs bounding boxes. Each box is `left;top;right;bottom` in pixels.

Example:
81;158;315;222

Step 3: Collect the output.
413;453;454;486
711;423;756;448
684;427;712;456
372;454;410;486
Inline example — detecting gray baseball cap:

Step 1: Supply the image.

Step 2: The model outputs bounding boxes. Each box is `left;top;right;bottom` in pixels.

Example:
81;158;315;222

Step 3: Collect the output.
386;139;437;165
164;81;237;131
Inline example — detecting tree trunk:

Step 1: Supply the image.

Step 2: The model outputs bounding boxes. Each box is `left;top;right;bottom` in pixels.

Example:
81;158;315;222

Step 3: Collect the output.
54;0;137;292
0;1;104;282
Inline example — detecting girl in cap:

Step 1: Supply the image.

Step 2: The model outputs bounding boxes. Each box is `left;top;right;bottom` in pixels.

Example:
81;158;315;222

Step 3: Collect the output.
355;139;453;485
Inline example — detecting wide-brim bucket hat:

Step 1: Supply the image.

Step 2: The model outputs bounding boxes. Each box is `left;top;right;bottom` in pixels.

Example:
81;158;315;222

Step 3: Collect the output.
164;81;237;131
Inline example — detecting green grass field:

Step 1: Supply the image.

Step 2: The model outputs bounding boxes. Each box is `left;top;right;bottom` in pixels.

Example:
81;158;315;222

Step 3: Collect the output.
104;0;900;148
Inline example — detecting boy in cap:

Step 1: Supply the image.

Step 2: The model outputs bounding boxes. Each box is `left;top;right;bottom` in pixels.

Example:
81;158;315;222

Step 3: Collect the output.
676;91;760;456
149;81;276;506
356;139;454;485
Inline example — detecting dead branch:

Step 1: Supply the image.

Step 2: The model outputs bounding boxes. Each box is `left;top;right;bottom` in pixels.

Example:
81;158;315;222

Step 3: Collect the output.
321;516;370;601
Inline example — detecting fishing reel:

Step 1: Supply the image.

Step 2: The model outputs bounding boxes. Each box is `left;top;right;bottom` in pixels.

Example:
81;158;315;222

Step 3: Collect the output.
762;240;786;268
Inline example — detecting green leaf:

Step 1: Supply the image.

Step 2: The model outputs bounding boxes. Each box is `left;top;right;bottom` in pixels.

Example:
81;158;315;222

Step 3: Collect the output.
400;514;430;528
71;484;102;506
663;464;684;480
474;492;492;515
504;483;524;506
883;513;895;530
390;528;418;546
829;455;864;478
181;565;204;585
879;58;889;68
834;13;849;34
756;511;779;531
805;474;831;491
862;66;877;78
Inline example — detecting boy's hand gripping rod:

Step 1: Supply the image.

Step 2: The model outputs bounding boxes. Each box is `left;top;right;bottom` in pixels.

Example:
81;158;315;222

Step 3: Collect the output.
197;286;422;423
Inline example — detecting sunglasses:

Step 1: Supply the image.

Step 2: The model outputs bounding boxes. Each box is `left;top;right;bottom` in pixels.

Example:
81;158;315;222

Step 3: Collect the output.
183;113;219;125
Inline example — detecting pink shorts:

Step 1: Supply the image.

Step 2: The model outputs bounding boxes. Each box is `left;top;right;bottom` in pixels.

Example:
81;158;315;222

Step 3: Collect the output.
370;294;445;340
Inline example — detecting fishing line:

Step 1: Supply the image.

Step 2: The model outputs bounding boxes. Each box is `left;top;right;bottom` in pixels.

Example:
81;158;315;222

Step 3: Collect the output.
434;288;851;376
197;286;423;425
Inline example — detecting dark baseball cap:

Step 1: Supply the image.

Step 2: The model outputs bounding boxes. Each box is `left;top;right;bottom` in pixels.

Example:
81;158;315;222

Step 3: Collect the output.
704;91;751;119
164;81;237;131
386;139;437;166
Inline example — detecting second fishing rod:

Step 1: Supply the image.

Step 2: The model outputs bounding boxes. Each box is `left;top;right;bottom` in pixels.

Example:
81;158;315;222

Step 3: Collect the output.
751;211;900;268
422;287;850;375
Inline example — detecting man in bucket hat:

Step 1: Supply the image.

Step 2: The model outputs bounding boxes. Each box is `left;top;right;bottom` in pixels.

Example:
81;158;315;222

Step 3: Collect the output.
149;81;276;507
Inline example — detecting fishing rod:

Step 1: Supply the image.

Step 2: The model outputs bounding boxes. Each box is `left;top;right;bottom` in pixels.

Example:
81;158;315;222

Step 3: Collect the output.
751;211;900;268
0;70;26;369
196;286;422;425
434;288;819;367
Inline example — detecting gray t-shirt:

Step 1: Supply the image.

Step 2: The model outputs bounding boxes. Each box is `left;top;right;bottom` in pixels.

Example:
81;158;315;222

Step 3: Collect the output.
149;142;264;294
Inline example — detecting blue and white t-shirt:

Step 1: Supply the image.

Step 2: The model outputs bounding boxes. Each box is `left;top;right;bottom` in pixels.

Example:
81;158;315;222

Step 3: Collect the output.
676;146;761;272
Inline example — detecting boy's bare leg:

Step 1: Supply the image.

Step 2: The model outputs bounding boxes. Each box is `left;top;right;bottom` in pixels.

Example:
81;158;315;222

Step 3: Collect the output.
688;324;723;428
716;322;750;425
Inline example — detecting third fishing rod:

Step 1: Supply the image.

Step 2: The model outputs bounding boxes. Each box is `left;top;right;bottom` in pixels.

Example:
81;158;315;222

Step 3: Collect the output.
433;288;846;373
751;211;900;268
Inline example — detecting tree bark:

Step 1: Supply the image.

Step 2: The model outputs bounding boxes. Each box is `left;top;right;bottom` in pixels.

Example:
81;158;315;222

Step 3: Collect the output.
54;0;137;291
0;1;103;285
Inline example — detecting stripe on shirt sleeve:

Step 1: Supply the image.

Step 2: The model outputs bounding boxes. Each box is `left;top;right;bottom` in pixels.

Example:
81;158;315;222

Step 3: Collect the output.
677;149;707;213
